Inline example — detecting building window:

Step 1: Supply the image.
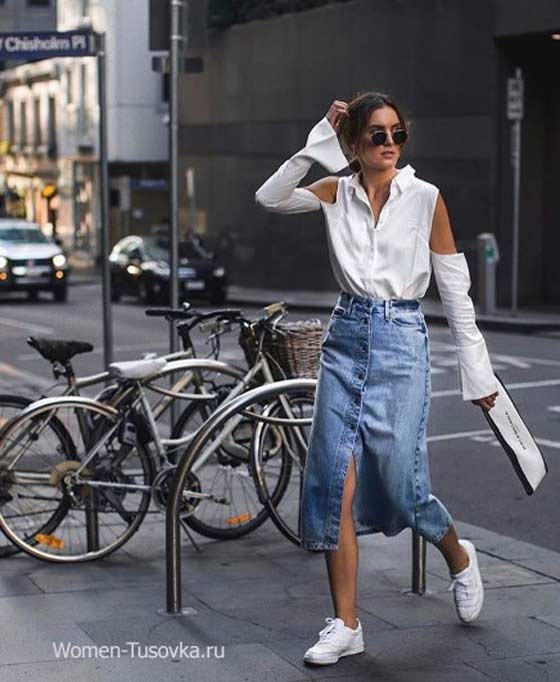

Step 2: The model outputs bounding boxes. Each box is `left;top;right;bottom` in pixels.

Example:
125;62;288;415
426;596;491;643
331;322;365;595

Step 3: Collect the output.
27;0;51;6
7;101;15;145
80;63;88;105
33;96;42;147
66;67;73;105
48;95;57;158
19;100;27;147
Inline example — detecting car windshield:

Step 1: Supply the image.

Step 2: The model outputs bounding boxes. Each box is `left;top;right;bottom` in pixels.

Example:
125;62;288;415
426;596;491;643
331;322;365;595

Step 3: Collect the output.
0;226;50;245
143;237;209;262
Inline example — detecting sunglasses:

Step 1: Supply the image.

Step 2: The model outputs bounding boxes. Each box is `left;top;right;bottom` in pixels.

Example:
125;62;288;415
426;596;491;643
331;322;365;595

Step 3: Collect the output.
368;128;408;146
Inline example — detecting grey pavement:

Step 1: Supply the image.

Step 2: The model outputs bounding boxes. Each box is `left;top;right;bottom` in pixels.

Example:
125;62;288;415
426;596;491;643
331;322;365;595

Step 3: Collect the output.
0;516;559;680
68;266;560;334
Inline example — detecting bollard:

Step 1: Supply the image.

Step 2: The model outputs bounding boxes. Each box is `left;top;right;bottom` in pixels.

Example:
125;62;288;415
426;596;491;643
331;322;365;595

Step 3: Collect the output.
411;530;427;594
476;233;500;315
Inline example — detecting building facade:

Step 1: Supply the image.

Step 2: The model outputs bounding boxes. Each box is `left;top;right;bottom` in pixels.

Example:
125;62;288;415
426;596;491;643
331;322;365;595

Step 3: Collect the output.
0;0;169;261
179;0;560;307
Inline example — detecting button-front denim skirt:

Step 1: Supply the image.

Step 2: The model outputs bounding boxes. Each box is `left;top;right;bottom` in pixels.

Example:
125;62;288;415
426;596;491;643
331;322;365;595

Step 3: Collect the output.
299;291;453;551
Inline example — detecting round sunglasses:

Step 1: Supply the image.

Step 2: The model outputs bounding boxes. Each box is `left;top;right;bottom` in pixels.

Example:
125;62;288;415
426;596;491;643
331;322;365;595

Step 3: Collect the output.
369;128;408;146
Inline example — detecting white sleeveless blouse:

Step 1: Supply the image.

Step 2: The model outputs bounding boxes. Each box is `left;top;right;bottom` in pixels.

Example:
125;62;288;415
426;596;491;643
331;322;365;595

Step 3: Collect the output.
255;116;500;402
254;115;438;300
321;166;438;300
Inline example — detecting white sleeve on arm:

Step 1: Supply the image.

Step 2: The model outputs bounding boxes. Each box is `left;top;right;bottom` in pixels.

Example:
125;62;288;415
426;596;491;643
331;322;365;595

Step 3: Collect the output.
254;116;349;214
430;250;500;402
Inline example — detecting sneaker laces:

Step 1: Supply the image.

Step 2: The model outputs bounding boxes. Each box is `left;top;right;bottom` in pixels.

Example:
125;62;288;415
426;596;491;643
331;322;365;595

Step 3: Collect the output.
318;617;344;641
447;573;473;602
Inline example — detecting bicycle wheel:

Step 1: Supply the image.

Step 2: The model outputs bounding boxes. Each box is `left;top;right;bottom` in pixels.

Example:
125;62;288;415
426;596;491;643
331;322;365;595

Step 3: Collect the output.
170;392;286;540
250;388;315;546
0;398;155;562
0;394;77;558
171;379;316;544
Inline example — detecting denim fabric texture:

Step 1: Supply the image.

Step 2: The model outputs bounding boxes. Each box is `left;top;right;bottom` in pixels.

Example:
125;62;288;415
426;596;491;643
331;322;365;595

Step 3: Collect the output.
299;290;454;551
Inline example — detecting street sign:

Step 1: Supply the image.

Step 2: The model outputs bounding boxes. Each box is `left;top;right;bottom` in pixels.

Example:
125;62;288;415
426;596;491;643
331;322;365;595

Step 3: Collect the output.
507;74;524;120
0;31;95;60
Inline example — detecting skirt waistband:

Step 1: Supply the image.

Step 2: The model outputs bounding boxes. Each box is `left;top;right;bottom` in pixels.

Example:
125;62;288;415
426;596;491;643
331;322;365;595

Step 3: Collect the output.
338;290;422;314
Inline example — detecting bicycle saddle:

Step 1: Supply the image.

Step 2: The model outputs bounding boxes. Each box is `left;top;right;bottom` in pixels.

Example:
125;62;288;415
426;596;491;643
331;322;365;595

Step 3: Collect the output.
27;337;94;364
108;357;167;380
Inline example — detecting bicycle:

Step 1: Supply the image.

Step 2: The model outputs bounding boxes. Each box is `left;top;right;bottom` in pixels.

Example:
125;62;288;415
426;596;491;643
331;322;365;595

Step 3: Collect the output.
0;303;247;558
0;303;308;561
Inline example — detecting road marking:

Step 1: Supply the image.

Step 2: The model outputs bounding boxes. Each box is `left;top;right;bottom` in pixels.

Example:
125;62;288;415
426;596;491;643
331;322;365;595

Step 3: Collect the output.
0;317;54;334
433;377;560;398
17;343;245;362
431;342;560;368
428;428;560;450
16;341;172;361
0;362;52;389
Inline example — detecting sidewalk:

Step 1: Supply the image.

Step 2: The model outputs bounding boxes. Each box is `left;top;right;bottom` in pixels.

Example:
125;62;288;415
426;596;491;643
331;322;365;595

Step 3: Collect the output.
0;516;559;680
69;265;560;334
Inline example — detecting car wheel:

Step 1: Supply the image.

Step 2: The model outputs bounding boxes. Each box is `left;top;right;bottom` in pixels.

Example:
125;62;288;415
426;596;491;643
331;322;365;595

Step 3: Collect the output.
52;285;68;303
138;279;156;305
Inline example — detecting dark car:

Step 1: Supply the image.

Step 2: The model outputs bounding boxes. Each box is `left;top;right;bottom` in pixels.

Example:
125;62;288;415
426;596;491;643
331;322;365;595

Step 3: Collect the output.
0;219;69;302
109;234;227;305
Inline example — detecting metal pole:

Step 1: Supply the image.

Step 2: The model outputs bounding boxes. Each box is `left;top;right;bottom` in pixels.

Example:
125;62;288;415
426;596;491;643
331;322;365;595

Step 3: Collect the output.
168;0;185;426
411;530;426;594
510;67;523;316
96;32;113;368
511;120;521;316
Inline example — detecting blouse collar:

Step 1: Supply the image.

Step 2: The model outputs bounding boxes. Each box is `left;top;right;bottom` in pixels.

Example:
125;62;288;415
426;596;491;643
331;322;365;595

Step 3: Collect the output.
349;163;416;196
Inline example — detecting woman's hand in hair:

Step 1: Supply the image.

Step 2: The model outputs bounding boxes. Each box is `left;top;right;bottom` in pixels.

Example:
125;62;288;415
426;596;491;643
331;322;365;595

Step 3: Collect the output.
326;100;349;133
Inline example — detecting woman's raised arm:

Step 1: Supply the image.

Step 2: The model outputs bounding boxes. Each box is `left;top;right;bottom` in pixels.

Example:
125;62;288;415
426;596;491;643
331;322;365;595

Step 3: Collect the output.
254;102;349;214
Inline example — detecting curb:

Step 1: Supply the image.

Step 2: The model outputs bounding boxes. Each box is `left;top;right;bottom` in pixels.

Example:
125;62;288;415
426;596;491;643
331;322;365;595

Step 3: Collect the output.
66;276;560;334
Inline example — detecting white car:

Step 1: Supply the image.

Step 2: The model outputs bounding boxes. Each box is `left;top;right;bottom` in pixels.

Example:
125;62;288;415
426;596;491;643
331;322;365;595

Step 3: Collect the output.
0;219;69;302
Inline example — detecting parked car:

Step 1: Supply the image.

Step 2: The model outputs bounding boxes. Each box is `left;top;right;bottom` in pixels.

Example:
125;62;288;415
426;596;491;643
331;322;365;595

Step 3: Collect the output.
109;234;228;305
0;219;69;302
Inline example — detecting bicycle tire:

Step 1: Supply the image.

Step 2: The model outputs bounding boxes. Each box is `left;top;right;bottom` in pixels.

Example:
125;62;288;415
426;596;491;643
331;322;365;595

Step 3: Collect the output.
169;396;283;540
0;400;155;563
0;393;76;558
250;390;314;546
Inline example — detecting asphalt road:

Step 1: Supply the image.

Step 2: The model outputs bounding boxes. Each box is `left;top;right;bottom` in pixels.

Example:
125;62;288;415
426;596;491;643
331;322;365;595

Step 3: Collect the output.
0;284;558;553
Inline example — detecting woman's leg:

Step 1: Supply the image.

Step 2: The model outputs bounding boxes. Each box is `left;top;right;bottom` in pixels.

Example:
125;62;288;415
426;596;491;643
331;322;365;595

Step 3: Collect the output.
433;524;470;574
324;453;359;630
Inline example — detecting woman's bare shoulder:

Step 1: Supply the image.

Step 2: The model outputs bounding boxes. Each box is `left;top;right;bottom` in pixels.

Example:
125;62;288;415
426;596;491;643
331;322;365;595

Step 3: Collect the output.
301;176;340;205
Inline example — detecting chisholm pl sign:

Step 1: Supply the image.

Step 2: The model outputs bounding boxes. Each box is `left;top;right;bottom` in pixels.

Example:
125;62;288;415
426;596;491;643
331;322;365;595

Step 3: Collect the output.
0;31;95;60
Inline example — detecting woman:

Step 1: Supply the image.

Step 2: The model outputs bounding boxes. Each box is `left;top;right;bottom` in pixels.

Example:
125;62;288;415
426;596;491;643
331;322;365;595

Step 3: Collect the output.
255;92;499;666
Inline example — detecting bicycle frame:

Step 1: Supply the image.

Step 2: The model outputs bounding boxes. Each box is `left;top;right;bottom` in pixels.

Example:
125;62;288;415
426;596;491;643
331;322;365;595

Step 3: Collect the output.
0;334;315;503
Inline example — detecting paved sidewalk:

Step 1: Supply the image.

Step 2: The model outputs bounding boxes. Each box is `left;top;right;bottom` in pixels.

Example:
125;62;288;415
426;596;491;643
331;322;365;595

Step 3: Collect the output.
0;516;559;681
68;266;560;334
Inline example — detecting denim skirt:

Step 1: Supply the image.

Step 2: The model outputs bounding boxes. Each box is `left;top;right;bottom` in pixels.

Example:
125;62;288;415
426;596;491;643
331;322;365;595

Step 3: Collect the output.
299;291;453;551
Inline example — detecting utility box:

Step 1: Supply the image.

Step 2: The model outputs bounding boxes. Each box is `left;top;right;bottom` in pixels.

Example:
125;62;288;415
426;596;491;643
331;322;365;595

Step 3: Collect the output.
477;233;500;314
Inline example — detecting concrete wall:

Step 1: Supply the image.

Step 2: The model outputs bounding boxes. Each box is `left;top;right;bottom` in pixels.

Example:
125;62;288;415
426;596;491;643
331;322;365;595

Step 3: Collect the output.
179;0;560;305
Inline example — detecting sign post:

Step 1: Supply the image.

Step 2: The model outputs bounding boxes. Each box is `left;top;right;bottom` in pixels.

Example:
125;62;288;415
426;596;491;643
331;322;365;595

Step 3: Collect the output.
95;32;113;369
507;68;524;316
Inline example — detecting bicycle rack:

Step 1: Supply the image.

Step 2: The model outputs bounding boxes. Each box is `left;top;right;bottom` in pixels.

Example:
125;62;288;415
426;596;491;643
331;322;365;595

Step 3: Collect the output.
163;378;427;615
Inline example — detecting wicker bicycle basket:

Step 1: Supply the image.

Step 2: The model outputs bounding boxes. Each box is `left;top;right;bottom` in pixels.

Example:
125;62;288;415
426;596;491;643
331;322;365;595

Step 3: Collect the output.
239;318;324;380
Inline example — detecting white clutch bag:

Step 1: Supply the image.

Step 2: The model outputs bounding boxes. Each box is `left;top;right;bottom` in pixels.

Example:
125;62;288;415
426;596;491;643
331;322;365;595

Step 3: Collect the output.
482;372;548;495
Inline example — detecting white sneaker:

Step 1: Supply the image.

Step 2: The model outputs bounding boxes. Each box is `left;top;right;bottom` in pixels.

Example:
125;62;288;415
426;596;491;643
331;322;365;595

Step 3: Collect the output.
303;616;364;665
448;539;484;623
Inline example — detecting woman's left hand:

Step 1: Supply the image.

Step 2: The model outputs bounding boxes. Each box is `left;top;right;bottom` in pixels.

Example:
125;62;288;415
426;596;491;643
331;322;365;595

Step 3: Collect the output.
471;391;499;411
